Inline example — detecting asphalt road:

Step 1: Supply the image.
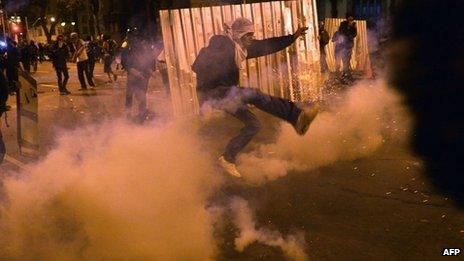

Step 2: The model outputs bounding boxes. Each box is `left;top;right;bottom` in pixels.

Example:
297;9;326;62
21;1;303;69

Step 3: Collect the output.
0;62;463;260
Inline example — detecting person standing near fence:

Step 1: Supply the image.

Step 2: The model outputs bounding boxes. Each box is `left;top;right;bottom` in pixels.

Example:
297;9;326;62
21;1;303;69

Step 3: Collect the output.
192;17;319;178
337;13;357;75
125;30;154;123
319;21;330;73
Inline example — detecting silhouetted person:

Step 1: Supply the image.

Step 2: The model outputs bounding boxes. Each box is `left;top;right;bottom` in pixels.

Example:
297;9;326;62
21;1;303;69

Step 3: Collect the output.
29;40;39;72
5;39;20;93
319;21;330;73
50;35;71;95
19;40;31;73
337;13;357;74
85;36;98;79
192;18;319;178
102;34;118;83
125;30;154;122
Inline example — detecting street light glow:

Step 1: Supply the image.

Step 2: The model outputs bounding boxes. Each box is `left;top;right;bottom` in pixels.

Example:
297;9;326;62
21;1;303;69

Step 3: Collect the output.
61;22;66;26
50;17;56;22
71;22;76;26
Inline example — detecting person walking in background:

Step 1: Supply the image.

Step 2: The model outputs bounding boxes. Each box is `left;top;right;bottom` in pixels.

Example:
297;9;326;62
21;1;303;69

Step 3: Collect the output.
102;34;118;83
50;35;71;95
192;17;319;178
71;32;95;90
318;21;330;73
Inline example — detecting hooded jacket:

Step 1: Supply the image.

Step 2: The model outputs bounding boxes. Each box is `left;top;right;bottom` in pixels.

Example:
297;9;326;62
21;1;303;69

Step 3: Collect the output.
192;34;295;100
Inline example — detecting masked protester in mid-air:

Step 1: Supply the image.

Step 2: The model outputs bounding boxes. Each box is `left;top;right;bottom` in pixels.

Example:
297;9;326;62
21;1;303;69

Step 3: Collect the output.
192;17;319;178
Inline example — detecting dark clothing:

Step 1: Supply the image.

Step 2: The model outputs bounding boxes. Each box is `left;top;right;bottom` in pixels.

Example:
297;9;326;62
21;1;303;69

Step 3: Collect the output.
86;41;99;78
192;34;301;163
77;60;95;89
319;28;330;72
125;42;154;118
50;42;70;69
5;45;20;93
88;57;96;78
50;42;71;92
0;129;5;164
20;45;32;73
192;34;294;97
56;66;69;92
125;74;150;117
218;87;301;163
103;55;113;73
29;44;39;72
336;21;357;72
338;21;357;48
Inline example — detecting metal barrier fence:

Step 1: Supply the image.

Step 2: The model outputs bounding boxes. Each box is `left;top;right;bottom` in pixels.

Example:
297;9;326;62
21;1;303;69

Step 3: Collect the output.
17;71;39;158
324;18;372;74
160;0;321;116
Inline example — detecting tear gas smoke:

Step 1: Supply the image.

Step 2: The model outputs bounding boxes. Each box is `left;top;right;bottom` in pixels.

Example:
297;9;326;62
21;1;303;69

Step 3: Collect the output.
0;120;220;259
0;79;409;259
236;79;410;184
230;197;308;261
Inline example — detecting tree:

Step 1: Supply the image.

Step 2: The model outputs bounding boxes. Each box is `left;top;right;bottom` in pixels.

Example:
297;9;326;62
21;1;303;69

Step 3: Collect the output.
88;0;101;35
28;0;58;43
330;0;338;18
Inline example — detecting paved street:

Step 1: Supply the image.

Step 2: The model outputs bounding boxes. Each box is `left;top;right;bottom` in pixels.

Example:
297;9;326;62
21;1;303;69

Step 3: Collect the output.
0;62;463;260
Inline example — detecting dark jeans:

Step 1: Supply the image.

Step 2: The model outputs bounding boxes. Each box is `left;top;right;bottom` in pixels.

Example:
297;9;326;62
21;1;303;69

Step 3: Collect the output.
125;75;149;117
88;58;96;78
21;61;31;73
0;129;5;164
55;66;69;92
342;47;353;72
320;50;329;73
77;60;95;89
202;86;301;163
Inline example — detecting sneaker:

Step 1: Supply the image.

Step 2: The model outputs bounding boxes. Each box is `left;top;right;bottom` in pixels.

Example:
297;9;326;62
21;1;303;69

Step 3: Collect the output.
293;103;320;136
218;156;242;178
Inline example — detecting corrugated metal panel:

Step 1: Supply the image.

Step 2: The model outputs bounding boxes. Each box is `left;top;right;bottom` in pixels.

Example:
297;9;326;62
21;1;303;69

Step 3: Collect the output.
323;18;371;73
160;0;321;116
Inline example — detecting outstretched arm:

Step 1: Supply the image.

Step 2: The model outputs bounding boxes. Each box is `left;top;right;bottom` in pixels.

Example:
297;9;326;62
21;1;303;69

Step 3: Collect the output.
247;26;308;59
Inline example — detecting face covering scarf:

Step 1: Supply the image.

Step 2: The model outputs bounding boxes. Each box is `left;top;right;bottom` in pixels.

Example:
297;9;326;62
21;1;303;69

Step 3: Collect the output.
223;18;255;70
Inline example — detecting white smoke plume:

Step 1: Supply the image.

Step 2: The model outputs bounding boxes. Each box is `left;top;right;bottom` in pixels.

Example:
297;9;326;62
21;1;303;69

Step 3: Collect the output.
230;197;308;261
0;120;221;260
236;79;410;184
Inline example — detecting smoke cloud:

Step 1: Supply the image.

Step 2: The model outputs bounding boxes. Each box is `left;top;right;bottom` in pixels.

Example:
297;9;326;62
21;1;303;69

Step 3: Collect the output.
0;120;220;260
236;79;410;184
0;79;410;259
230;197;308;260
